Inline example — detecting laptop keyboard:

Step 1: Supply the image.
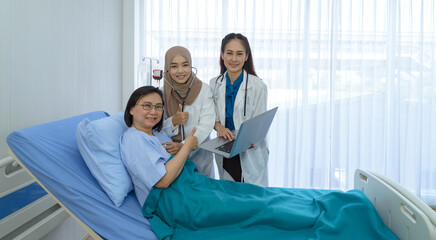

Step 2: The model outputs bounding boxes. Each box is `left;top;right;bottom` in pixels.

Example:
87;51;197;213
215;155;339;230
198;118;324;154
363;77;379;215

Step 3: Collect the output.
215;140;235;153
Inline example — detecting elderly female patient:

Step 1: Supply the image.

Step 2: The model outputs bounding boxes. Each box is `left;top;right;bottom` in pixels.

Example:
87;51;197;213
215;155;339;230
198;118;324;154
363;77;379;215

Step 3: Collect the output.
120;86;198;206
120;86;398;240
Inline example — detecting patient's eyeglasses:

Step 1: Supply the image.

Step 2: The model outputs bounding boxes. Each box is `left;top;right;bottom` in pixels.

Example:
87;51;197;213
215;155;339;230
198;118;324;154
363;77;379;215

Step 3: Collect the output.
139;103;164;111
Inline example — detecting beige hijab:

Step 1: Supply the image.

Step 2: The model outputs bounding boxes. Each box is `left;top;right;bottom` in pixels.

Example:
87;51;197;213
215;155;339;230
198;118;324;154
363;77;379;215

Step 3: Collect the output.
163;46;202;142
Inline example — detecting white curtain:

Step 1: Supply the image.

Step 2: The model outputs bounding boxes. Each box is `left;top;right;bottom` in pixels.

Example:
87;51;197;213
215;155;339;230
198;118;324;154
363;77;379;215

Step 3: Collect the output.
138;0;436;205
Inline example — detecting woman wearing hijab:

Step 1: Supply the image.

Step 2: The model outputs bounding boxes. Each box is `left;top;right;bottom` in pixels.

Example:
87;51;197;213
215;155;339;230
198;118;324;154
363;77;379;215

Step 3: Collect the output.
161;46;216;177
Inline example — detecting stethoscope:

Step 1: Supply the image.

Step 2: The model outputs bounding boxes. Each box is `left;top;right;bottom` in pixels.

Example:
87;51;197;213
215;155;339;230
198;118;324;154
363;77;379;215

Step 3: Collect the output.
214;72;249;117
163;67;197;140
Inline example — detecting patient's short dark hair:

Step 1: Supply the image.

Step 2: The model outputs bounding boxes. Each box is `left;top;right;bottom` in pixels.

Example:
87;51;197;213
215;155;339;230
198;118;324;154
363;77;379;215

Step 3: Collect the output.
124;86;164;131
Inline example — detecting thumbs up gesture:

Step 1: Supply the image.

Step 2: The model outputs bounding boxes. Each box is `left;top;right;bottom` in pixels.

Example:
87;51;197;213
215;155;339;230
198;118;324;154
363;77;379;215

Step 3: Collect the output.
185;127;198;151
172;104;189;126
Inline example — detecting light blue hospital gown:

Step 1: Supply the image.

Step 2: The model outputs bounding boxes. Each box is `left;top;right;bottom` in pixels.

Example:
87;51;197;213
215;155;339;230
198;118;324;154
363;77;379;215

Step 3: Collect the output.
120;126;172;206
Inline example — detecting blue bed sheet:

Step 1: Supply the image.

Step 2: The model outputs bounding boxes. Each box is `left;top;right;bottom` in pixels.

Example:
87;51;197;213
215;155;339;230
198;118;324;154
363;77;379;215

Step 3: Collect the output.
7;111;158;240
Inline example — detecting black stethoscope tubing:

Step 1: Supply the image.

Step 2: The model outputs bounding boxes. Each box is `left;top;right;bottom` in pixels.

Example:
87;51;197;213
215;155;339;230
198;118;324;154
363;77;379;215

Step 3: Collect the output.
215;72;249;117
164;76;195;140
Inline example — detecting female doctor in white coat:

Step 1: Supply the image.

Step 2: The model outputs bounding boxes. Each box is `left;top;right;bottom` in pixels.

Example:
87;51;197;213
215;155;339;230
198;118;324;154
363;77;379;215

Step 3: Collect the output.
209;33;269;186
161;46;216;177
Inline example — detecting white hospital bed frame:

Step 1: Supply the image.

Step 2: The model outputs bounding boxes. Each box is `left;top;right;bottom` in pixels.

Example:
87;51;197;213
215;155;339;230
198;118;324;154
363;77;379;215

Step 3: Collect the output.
355;169;436;240
0;156;69;240
5;150;99;240
5;148;436;240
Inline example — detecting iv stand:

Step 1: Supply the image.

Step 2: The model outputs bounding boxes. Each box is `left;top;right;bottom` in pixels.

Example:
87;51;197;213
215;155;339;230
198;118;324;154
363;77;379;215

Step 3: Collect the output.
142;57;160;85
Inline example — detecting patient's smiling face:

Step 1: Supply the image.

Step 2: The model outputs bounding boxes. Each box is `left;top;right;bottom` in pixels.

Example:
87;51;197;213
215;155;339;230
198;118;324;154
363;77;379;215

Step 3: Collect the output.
130;93;163;135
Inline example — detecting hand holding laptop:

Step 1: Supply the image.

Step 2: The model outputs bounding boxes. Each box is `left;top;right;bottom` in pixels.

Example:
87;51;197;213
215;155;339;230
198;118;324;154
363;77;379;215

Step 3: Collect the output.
214;122;236;140
242;144;255;152
199;107;278;158
215;121;254;152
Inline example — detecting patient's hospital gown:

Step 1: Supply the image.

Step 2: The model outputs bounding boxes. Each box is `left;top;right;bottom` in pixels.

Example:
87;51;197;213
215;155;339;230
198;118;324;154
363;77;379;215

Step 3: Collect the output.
120;126;172;206
120;127;398;240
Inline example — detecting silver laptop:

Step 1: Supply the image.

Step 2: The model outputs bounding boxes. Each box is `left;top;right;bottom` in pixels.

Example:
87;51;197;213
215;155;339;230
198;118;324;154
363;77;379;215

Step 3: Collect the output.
199;107;278;158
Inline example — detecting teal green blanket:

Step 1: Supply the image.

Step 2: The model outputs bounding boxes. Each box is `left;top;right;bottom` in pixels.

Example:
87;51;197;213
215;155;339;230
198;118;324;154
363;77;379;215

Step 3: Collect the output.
143;161;398;240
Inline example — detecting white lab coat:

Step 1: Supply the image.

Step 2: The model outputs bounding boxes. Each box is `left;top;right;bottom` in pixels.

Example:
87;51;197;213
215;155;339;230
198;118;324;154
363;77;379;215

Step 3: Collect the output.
209;70;269;186
162;83;216;177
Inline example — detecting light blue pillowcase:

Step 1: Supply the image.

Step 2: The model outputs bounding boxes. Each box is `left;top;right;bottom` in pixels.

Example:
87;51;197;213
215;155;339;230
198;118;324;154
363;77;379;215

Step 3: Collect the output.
76;110;132;207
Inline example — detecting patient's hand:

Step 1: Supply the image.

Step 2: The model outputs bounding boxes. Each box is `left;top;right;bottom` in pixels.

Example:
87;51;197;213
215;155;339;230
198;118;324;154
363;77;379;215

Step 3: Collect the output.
163;142;183;155
185;128;198;151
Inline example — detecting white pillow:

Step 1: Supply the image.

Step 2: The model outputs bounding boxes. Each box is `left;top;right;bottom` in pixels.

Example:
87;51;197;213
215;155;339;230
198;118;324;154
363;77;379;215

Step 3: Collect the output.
76;111;132;207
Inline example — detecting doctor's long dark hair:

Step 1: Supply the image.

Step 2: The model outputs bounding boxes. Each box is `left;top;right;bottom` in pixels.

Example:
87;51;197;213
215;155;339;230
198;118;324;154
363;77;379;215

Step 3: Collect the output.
219;33;258;77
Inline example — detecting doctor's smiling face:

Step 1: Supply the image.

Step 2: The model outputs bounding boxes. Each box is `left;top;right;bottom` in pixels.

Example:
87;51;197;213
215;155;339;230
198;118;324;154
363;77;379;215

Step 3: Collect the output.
130;92;163;135
221;39;248;77
169;55;192;84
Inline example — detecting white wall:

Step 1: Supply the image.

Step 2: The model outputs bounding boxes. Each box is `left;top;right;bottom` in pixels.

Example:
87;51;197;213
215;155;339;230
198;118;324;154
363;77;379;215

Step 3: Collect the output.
0;0;124;158
0;0;127;239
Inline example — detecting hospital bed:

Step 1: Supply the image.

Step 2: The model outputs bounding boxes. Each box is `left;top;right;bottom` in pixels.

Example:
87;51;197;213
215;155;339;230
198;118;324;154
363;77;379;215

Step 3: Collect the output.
0;156;69;240
5;111;436;240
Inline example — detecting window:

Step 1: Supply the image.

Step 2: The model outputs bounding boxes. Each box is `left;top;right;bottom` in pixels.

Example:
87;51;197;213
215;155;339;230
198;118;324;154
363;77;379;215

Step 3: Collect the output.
138;0;436;205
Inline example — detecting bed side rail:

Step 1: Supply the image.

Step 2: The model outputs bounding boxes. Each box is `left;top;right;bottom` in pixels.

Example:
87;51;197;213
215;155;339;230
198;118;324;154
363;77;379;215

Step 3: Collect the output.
6;149;104;240
354;168;435;240
0;156;34;198
0;155;68;239
368;170;436;227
